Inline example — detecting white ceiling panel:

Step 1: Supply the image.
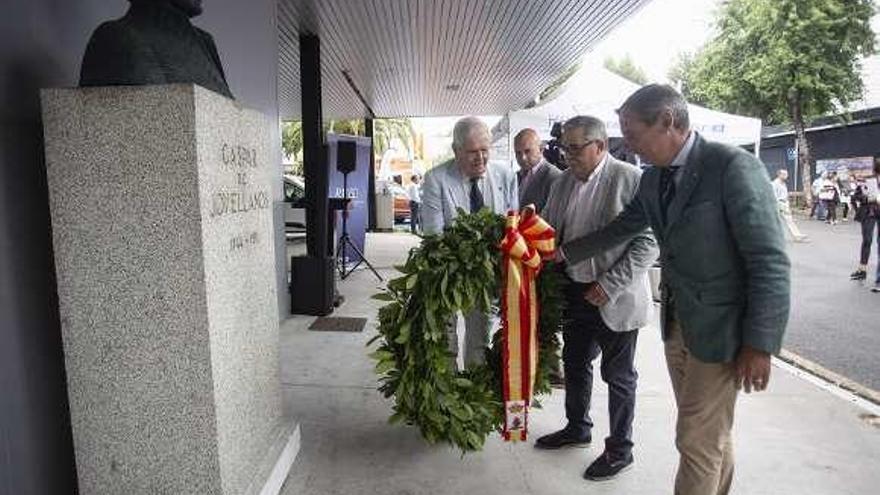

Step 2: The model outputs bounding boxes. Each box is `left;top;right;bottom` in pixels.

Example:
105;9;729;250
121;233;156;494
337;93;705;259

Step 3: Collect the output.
278;0;650;119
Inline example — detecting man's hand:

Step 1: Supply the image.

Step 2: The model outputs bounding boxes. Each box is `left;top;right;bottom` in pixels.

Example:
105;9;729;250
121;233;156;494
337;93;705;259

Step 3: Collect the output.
583;282;609;307
555;246;567;264
735;345;772;393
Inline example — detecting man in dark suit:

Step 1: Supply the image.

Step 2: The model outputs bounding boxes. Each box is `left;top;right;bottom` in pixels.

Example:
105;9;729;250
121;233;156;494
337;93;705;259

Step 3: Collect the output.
514;128;562;212
559;85;790;495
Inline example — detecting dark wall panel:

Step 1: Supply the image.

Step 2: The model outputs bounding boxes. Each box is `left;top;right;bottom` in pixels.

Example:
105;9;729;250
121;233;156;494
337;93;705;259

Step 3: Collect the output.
761;121;880;192
0;2;280;493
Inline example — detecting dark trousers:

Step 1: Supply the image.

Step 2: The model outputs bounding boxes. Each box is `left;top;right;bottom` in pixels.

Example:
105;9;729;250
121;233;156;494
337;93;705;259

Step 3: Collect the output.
562;282;638;457
409;201;420;233
824;200;837;222
860;215;880;283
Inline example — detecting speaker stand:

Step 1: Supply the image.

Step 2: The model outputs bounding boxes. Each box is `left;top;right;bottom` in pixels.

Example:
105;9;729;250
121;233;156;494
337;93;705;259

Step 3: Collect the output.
336;171;383;282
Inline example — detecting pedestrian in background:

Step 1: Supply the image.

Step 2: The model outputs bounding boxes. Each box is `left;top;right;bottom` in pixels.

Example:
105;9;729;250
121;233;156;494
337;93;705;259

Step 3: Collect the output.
810;172;827;220
819;172;840;225
849;159;880;293
407;174;422;234
772;169;808;242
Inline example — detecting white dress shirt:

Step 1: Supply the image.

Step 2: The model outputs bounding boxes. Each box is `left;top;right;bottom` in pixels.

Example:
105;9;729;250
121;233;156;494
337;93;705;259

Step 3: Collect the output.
772;179;789;205
407;182;421;203
563;154;609;283
670;130;697;186
519;160;545;193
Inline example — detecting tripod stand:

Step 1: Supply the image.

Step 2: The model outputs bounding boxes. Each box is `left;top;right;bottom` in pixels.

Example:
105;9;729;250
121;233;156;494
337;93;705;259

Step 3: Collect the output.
335;170;382;281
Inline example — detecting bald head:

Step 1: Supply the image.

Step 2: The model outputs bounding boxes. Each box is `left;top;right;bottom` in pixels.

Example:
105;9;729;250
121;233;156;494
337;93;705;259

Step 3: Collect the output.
513;128;544;172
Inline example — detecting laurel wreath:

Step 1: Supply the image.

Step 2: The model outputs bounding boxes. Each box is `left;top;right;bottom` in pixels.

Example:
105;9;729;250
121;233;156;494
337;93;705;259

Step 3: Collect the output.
368;209;566;452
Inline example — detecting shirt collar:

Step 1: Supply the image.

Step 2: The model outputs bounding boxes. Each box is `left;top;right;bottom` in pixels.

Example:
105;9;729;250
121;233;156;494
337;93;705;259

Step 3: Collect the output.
576;153;609;184
670;130;696;168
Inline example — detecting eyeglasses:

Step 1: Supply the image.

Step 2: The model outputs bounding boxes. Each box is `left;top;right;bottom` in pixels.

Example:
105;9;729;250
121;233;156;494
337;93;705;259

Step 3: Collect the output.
561;140;598;155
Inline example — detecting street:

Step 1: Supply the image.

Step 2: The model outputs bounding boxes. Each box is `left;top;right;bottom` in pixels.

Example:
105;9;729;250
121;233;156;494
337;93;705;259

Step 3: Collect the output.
785;214;880;392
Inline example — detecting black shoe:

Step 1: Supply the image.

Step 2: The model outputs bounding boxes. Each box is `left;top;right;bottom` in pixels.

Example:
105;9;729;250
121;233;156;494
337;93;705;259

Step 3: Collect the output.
850;270;867;281
583;452;634;481
534;428;591;450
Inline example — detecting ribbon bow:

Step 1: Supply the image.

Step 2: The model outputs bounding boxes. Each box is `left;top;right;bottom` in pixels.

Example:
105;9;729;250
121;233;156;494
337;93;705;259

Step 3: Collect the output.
498;207;556;441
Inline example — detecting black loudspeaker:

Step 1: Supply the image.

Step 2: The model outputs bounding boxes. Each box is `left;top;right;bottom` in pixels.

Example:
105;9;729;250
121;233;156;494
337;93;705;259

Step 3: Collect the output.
290;255;335;316
336;140;357;174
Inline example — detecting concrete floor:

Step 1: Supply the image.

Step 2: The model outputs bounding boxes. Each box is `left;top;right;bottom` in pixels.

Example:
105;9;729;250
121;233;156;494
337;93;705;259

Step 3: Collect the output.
278;233;880;495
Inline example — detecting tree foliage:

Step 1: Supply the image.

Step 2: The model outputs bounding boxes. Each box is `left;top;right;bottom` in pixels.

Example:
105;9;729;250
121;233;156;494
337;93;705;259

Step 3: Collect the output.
281;118;417;174
537;62;582;103
678;0;875;197
369;209;565;452
604;55;649;85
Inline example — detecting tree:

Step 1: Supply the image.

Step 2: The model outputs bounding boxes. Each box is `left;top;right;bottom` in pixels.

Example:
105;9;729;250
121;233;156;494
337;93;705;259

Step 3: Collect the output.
680;0;875;200
667;52;698;102
604;55;648;85
373;118;416;157
281;118;417;175
537;62;582;103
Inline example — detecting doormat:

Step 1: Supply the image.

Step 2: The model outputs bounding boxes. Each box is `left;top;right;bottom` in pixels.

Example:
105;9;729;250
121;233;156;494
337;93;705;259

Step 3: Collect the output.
308;316;367;333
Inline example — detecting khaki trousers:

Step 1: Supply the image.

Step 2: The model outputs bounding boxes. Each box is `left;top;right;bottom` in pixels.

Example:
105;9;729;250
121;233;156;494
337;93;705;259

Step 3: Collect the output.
778;203;806;240
664;322;738;495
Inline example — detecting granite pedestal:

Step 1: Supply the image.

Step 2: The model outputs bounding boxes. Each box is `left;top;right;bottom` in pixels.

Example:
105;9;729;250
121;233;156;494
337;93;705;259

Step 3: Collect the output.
41;84;298;495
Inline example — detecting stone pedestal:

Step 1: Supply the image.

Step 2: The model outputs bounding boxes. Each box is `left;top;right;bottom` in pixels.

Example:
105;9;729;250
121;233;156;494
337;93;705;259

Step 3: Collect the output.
41;84;298;495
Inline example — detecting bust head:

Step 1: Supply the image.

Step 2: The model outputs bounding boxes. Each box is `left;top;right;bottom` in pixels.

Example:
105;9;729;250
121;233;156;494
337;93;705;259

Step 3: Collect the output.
133;0;203;17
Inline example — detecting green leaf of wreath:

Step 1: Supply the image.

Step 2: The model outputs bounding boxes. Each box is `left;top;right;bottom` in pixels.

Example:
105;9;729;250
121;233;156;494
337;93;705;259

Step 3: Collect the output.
368;209;566;452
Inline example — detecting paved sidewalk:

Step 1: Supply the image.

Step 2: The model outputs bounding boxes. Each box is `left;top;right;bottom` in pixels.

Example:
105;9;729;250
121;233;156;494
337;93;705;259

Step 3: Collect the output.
279;233;880;495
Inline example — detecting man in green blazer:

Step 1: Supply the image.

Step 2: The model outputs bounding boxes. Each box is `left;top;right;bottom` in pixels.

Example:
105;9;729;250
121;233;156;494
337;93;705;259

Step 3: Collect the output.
559;85;790;495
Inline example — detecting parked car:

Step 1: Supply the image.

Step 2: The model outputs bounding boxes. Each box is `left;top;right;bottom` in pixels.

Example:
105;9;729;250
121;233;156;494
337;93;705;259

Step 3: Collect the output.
283;174;306;241
386;183;410;222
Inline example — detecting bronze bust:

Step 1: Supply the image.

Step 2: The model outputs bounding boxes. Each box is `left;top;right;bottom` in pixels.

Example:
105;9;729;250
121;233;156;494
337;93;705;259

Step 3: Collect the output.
79;0;233;99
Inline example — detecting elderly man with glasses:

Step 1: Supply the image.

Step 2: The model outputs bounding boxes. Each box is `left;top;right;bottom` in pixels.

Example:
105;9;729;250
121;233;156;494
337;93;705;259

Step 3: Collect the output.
536;116;658;481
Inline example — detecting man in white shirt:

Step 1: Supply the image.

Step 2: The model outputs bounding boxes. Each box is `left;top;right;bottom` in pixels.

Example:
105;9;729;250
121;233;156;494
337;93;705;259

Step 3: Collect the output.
772;169;808;242
406;174;422;234
536;116;658;481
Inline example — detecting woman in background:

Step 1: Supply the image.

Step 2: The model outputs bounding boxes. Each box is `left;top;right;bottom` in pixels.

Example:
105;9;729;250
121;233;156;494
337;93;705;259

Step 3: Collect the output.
849;159;880;293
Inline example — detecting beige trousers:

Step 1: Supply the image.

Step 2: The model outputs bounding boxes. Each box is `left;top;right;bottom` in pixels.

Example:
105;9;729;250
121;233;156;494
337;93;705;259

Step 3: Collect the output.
778;203;806;241
665;322;739;495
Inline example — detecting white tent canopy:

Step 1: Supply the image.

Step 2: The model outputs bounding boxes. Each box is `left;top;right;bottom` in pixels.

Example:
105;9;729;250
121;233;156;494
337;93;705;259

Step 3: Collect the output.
505;64;762;157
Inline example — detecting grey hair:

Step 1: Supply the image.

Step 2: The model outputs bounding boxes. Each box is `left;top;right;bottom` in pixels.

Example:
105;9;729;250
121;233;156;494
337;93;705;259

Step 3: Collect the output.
562;115;608;142
618;84;690;131
452;116;489;149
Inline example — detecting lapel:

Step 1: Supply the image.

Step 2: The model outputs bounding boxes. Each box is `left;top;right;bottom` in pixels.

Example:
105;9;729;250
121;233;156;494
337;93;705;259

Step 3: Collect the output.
665;135;706;233
448;162;470;212
595;157;618;223
549;171;577;238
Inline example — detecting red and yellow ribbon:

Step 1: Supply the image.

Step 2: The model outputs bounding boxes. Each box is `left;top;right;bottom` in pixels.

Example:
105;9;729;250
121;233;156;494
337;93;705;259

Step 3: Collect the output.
498;207;556;441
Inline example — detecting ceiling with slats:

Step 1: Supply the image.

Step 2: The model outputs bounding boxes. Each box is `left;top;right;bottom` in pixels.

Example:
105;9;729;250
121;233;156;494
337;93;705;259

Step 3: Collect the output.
278;0;650;120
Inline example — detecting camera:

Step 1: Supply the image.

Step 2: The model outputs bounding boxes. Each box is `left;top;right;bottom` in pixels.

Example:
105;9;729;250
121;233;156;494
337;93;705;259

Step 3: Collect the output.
543;122;566;170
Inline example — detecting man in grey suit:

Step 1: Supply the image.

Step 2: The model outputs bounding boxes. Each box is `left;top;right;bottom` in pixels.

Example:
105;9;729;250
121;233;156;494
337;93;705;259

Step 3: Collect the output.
514;128;562;212
422;117;518;367
535;116;658;481
560;85;789;495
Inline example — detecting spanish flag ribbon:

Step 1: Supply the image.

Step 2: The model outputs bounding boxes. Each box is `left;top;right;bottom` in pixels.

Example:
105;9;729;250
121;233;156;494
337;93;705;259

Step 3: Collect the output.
498;207;556;441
